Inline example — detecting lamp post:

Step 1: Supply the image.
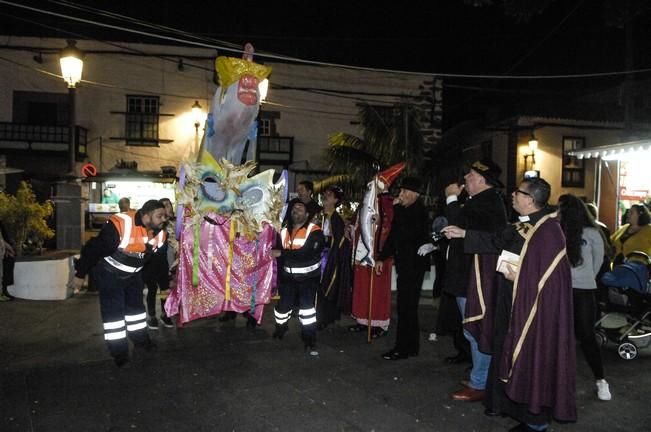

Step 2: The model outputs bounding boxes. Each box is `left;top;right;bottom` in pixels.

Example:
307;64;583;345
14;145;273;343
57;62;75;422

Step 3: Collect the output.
59;40;84;175
524;133;538;170
191;100;202;153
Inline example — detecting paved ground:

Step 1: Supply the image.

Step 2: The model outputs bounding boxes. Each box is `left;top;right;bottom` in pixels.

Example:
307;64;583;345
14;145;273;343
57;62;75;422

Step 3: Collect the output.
1;291;650;432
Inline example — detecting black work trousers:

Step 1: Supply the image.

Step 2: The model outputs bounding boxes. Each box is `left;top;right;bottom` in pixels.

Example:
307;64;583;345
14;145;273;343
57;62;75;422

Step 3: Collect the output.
573;288;605;379
395;268;425;355
92;260;150;358
275;277;318;338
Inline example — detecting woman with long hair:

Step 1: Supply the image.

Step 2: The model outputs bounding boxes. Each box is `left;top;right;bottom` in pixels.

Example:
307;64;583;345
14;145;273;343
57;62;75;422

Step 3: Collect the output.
558;194;612;401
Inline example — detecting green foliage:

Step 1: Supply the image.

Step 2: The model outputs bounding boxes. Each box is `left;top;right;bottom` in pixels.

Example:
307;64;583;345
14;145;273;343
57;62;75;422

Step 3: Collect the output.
0;181;55;256
325;103;426;201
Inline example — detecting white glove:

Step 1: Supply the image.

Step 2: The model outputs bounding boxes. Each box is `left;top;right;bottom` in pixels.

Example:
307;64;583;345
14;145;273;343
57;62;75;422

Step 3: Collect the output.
417;243;435;256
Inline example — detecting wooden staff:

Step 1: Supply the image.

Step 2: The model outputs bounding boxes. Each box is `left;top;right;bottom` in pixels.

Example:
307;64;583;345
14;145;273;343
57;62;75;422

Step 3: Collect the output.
367;266;375;343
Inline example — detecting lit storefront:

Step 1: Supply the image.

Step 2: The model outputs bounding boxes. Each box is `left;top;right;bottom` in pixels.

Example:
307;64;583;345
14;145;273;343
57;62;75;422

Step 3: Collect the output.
569;139;651;230
83;172;176;240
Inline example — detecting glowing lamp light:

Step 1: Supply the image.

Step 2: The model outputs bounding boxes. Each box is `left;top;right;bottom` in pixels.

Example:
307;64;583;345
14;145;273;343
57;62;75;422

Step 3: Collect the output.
258;78;269;102
59;40;84;88
528;137;538;151
191;100;203;129
524;131;538;171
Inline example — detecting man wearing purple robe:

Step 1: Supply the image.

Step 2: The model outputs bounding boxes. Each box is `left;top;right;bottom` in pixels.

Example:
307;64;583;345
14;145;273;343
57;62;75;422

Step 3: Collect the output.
443;177;576;432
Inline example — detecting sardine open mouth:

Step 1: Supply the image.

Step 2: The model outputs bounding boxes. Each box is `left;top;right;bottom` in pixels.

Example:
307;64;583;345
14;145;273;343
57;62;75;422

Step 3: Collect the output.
238;74;259;106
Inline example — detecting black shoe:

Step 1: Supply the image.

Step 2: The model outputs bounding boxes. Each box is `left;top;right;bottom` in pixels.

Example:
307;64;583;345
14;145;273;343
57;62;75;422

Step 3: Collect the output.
483;408;504;417
160;314;174;328
382;349;409;360
218;311;237;322
508;423;546;432
147;316;159;330
445;353;470;364
136;339;157;352
272;324;288;340
370;328;387;339
348;324;367;333
245;313;257;329
114;354;130;368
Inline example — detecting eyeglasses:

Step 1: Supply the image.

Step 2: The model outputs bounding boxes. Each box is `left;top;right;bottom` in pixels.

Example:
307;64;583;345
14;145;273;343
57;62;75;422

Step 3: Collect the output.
514;189;532;197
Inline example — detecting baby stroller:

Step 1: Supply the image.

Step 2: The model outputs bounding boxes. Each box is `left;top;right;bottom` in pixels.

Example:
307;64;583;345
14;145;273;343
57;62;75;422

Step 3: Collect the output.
595;251;651;360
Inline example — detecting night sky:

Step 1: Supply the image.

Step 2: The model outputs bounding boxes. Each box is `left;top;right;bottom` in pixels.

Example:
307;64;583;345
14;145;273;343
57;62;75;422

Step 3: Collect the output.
2;0;651;126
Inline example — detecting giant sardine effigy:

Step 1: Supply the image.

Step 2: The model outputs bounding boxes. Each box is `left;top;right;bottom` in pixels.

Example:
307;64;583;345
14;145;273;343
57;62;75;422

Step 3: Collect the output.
165;44;287;325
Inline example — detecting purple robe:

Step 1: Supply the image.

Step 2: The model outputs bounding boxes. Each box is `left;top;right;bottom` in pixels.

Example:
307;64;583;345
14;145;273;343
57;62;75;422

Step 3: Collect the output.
498;214;577;423
463;253;500;354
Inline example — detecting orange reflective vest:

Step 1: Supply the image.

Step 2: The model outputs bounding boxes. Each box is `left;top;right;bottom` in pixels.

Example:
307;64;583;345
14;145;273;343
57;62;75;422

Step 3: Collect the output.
103;210;166;273
280;223;322;276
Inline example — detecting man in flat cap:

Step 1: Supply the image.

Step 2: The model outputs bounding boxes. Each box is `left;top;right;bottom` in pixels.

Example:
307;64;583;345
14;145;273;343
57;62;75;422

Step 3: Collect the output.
443;159;508;402
375;176;431;360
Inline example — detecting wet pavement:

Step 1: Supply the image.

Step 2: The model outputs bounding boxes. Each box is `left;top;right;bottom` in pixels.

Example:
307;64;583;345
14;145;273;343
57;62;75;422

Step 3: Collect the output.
1;291;649;431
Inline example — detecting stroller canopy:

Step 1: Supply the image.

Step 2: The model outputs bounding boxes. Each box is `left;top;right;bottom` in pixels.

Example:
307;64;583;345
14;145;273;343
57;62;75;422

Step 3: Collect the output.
602;261;650;295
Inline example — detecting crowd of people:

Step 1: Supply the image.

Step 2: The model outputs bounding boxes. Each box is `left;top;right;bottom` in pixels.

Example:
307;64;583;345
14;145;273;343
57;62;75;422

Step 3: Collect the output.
59;160;651;432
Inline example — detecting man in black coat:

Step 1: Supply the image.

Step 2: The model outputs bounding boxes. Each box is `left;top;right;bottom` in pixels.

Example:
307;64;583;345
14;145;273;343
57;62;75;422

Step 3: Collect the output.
443;159;507;402
375;176;431;360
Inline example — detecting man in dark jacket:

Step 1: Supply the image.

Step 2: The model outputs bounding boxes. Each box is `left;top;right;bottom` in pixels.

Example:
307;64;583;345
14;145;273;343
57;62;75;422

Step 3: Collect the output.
375;176;431;360
443;159;507;402
72;200;168;367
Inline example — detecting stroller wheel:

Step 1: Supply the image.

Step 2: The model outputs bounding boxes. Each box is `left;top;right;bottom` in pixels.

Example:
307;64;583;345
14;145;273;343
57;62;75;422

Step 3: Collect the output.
595;331;608;347
618;342;638;360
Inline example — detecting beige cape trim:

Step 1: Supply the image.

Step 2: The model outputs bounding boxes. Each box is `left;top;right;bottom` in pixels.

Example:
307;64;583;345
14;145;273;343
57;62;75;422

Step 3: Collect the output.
463;255;485;324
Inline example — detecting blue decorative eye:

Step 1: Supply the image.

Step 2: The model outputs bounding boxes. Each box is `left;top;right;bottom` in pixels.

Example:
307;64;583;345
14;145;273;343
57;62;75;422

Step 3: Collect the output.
201;175;227;202
237;186;264;207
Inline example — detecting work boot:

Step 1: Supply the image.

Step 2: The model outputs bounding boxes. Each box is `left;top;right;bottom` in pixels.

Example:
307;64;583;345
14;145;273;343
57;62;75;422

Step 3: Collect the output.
135;338;157;352
114;353;130;368
272;323;288;340
302;333;318;356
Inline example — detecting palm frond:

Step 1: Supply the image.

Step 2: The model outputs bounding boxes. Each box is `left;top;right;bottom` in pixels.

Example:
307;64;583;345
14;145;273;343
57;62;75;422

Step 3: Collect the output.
313;175;351;193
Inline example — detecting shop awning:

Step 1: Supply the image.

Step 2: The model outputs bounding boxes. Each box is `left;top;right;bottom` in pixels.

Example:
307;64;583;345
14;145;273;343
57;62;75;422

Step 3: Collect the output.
0;167;23;174
567;139;651;161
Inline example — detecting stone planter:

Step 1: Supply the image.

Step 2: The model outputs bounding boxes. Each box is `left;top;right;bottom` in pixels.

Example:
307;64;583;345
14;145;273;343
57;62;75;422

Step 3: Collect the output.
7;252;79;300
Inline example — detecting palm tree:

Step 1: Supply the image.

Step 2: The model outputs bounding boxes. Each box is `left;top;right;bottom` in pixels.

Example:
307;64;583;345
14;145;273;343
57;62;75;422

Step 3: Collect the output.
320;103;426;201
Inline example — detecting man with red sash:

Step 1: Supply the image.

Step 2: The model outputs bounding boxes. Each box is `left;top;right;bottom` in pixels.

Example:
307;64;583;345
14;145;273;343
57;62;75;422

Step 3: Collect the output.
443;177;576;432
73;200;168;367
272;199;325;355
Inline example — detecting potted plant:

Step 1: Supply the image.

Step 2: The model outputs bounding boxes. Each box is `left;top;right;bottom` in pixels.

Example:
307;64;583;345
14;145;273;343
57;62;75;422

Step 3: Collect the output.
0;181;55;256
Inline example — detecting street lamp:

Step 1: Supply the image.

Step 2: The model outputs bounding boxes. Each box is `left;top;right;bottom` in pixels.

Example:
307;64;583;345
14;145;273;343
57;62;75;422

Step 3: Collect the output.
524;132;538;170
191;100;202;132
60;40;84;175
191;100;203;153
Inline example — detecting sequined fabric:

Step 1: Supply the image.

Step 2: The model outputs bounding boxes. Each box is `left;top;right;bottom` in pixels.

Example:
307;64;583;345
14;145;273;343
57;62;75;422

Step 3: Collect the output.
165;213;277;324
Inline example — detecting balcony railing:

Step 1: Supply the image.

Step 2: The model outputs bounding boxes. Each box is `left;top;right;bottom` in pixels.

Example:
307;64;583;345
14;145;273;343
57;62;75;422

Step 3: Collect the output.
0;122;88;160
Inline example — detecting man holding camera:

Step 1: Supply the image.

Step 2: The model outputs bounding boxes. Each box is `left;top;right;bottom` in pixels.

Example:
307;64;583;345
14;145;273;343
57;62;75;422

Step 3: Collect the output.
443;159;507;402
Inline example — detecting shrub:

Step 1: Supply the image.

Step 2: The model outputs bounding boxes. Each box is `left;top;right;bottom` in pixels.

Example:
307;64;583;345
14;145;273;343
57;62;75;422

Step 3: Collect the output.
0;181;55;256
